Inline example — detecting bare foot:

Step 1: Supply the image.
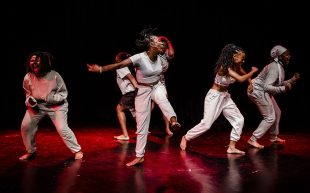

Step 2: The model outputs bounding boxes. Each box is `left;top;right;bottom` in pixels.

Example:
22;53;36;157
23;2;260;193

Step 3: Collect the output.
166;129;173;136
171;121;181;132
114;135;129;141
270;137;285;143
75;151;84;160
227;147;245;154
247;139;264;149
126;157;144;167
19;152;36;161
180;136;187;151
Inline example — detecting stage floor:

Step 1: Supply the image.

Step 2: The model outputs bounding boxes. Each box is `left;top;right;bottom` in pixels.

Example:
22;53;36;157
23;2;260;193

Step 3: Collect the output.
0;124;309;193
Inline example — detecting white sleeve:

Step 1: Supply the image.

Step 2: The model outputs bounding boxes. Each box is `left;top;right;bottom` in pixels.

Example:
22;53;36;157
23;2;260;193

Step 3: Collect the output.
116;67;131;79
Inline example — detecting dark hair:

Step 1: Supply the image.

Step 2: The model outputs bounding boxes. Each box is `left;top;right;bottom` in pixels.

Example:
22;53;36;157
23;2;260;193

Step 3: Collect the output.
25;51;54;73
115;52;131;61
135;27;158;49
214;44;244;75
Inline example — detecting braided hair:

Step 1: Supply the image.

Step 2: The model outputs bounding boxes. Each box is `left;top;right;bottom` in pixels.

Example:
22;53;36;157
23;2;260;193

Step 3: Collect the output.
214;44;244;75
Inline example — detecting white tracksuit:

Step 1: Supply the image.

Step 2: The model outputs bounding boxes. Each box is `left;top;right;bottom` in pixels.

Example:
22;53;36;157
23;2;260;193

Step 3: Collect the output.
130;52;177;157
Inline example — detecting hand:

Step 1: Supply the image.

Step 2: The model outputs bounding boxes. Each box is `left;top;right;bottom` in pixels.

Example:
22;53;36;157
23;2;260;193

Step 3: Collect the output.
28;96;37;107
251;66;259;73
285;82;292;92
247;83;253;93
291;72;300;84
87;64;101;73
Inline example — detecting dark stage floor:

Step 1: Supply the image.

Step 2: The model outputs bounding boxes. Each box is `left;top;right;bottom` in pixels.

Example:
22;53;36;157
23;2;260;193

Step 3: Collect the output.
0;124;309;193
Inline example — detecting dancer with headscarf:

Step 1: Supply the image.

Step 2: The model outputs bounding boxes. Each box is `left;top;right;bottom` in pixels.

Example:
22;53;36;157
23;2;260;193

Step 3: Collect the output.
247;45;300;149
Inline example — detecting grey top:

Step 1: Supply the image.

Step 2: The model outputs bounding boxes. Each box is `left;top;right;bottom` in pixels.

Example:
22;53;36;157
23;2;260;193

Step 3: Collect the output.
252;61;286;95
23;70;68;107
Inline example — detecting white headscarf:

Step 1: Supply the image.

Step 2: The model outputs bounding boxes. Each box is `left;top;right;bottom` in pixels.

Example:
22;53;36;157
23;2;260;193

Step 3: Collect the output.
270;45;287;62
270;45;287;84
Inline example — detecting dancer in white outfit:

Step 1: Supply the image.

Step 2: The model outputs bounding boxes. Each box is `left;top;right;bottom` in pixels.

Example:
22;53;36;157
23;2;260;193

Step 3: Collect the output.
88;52;138;141
87;28;181;166
247;45;300;149
180;44;258;154
114;52;138;140
19;51;83;161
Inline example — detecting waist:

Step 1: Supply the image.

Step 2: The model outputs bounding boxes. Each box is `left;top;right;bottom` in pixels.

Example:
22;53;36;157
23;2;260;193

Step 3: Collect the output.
138;80;160;87
212;83;229;92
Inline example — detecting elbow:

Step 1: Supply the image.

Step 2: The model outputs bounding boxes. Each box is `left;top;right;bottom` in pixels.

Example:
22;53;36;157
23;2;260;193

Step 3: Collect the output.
237;78;247;83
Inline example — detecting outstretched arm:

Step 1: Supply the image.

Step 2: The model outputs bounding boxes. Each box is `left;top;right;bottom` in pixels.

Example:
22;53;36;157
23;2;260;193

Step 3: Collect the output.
228;66;258;83
238;66;255;84
87;58;133;73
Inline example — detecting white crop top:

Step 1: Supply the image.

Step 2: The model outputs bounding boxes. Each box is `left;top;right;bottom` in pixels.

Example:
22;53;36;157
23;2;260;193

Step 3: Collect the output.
214;73;236;87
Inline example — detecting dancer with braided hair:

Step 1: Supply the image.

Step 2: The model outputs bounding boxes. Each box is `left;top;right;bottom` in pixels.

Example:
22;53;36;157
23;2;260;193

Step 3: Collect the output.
180;43;258;154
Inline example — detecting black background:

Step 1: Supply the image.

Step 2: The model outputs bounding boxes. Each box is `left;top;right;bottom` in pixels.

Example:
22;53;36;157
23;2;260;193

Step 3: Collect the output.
4;0;309;131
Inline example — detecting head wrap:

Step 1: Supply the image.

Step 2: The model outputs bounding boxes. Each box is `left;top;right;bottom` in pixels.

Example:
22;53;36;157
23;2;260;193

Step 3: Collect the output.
270;45;287;61
270;45;287;83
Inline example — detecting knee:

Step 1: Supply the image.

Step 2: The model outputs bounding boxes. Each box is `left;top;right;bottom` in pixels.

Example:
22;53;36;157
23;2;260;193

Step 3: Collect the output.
238;116;245;128
116;104;122;113
264;113;276;124
21;122;32;133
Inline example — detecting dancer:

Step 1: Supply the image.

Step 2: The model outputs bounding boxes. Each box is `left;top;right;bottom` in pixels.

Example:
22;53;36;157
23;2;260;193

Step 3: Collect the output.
247;45;300;149
87;28;181;166
88;52;137;140
114;52;138;140
180;43;258;154
19;51;83;161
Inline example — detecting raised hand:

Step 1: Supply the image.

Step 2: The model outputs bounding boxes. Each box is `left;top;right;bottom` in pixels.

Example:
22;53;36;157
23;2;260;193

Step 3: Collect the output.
251;66;259;73
285;82;292;92
247;83;253;93
291;72;300;84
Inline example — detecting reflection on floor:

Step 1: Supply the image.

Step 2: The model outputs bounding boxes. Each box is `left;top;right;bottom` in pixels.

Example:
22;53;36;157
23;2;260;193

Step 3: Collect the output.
0;124;309;193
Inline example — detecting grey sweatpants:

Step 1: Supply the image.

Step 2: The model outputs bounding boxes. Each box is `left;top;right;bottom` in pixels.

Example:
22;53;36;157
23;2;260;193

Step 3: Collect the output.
248;89;281;141
20;102;81;154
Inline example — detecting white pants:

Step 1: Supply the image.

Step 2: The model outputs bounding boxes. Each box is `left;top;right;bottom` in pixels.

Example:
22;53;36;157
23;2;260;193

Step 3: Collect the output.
248;89;281;141
20;103;82;154
185;89;244;142
134;82;177;157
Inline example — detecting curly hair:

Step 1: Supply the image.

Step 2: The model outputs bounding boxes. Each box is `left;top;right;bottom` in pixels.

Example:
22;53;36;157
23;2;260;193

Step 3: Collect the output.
25;51;53;73
214;44;244;75
135;27;158;49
